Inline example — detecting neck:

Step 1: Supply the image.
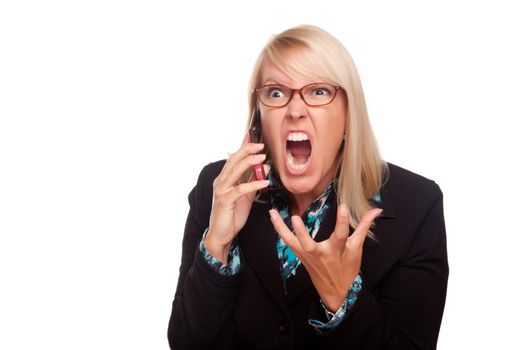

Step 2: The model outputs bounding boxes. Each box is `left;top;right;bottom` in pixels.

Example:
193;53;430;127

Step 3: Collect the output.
288;178;334;217
289;193;316;217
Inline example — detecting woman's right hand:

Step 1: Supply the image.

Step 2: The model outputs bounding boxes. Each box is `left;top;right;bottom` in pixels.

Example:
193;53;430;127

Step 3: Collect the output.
204;136;271;265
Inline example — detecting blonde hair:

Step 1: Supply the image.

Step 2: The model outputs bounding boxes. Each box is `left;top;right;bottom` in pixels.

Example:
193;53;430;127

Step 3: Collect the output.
243;25;388;229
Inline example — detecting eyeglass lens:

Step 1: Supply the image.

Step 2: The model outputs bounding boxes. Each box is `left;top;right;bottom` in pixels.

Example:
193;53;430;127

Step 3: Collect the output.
258;84;338;107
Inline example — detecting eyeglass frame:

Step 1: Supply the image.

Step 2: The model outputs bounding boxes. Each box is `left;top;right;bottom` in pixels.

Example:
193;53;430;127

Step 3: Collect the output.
253;83;345;108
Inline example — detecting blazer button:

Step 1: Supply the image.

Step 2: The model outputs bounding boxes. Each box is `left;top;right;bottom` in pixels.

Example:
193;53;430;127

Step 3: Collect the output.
279;320;291;334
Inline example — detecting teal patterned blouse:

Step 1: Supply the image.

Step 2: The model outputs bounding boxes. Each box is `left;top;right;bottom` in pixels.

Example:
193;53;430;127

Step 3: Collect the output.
199;170;378;332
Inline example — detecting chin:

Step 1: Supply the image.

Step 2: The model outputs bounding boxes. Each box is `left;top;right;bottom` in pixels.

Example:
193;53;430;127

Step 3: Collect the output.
278;170;320;194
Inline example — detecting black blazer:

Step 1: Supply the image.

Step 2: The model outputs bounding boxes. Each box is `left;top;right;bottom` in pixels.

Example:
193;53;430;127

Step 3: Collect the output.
168;160;448;350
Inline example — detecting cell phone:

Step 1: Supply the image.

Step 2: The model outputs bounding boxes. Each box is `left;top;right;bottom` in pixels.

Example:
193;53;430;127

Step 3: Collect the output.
248;126;267;184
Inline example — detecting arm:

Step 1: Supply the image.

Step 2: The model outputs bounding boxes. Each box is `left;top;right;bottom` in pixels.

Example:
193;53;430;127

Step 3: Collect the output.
313;184;448;349
308;274;363;332
168;138;271;350
167;163;240;350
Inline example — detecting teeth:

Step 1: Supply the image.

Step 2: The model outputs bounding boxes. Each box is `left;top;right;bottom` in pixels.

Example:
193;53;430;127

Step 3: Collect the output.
287;132;309;142
287;150;308;170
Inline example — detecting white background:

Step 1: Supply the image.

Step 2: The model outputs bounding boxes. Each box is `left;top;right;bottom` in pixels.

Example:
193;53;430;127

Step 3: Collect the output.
1;0;524;349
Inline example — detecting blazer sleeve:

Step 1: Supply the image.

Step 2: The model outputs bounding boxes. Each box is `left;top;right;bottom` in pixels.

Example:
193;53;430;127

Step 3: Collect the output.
167;162;240;350
312;183;448;350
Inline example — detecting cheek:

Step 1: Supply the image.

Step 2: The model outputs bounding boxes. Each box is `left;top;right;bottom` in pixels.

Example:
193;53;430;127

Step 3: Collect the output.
260;117;280;155
320;130;343;156
318;115;346;156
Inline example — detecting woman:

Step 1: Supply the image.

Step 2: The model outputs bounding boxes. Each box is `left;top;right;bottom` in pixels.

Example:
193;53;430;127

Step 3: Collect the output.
168;25;448;350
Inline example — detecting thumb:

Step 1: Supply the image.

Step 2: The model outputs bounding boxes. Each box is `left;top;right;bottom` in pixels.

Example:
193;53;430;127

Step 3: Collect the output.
348;208;383;249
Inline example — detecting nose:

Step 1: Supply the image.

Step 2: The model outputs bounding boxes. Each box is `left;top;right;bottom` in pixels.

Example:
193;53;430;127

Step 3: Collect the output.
286;91;307;120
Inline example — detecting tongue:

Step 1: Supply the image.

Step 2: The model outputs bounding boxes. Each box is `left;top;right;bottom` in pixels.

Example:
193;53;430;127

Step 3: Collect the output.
287;140;312;158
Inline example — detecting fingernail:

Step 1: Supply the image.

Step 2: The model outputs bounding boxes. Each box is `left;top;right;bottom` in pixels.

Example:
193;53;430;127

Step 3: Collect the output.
259;180;270;187
269;209;277;220
255;143;265;149
291;216;302;228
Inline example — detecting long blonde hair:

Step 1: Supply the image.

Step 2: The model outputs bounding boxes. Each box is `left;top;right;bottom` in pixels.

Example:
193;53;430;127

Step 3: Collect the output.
243;25;388;229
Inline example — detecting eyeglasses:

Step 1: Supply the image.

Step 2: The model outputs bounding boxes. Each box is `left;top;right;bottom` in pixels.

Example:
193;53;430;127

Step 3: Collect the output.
254;83;344;107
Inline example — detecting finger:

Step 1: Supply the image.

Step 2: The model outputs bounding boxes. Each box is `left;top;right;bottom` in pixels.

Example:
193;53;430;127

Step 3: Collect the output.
233;153;268;183
222;179;270;203
220;143;265;180
269;209;301;253
220;153;267;191
291;216;317;253
215;143;265;189
225;141;265;169
331;204;350;242
348;208;383;249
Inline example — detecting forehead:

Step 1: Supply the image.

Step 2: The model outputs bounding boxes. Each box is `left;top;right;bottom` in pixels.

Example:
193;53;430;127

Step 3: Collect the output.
260;59;327;88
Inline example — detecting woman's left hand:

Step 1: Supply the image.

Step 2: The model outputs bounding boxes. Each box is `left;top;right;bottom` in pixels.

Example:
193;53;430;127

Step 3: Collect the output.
269;205;382;312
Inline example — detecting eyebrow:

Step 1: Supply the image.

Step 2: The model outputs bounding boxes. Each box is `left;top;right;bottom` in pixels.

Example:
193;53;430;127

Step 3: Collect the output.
262;79;285;85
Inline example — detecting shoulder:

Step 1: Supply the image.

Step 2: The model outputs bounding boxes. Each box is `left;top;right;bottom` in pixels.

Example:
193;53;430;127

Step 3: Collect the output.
191;159;227;198
374;163;447;269
381;162;443;220
195;159;227;188
384;162;441;195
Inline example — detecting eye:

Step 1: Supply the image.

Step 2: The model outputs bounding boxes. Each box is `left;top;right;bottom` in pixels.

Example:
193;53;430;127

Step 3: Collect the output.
304;84;334;97
313;87;331;96
267;87;285;98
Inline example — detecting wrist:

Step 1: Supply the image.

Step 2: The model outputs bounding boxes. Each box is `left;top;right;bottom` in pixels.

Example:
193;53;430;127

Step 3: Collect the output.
320;273;363;313
321;293;346;313
203;231;232;265
319;283;351;312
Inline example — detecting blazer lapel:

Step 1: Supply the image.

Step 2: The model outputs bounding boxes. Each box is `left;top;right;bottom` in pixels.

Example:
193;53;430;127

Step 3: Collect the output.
376;187;397;219
239;198;289;315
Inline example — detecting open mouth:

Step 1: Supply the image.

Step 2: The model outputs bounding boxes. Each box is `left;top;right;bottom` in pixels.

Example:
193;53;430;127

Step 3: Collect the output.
286;132;312;172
